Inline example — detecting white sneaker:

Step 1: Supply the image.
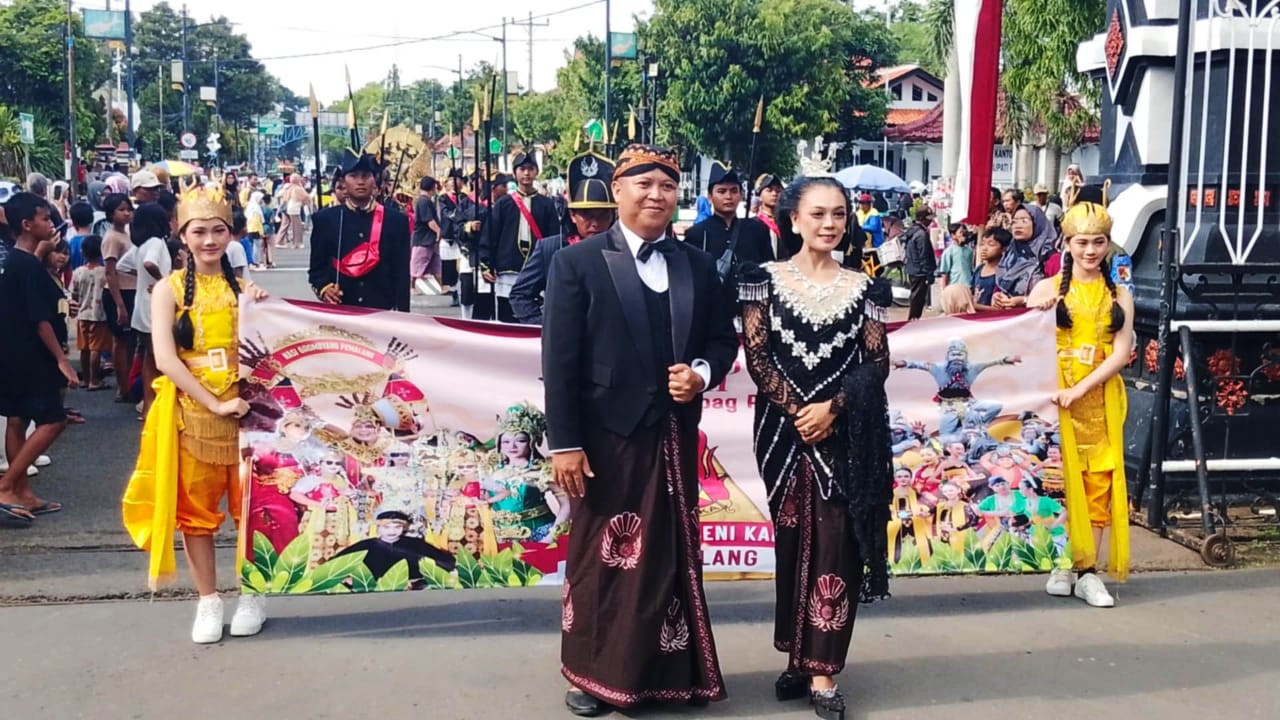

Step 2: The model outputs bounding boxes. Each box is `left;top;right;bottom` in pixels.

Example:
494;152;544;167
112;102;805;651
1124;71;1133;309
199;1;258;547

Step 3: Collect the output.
229;594;267;637
191;595;225;643
0;458;39;476
1073;573;1115;608
34;455;51;467
1045;568;1074;597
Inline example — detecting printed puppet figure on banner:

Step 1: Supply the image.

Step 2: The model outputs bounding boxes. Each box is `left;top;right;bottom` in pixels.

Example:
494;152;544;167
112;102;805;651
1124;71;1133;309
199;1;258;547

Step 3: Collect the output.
236;300;1066;595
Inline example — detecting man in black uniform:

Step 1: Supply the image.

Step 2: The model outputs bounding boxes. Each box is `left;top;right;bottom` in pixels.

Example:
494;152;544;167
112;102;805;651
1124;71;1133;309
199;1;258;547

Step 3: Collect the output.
309;148;411;312
437;168;473;307
682;160;776;280
509;150;617;325
480;152;559;322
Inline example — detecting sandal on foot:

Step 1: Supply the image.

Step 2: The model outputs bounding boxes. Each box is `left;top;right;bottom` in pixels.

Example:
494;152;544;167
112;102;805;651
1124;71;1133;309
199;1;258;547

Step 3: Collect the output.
0;503;34;523
32;501;62;516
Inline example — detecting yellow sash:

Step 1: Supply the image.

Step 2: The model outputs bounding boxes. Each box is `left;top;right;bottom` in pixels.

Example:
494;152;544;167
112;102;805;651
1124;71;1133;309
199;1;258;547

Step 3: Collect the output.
1058;373;1130;581
121;377;180;591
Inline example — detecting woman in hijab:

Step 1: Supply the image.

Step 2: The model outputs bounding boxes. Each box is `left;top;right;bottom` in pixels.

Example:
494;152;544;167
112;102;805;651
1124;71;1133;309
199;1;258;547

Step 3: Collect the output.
993;203;1056;309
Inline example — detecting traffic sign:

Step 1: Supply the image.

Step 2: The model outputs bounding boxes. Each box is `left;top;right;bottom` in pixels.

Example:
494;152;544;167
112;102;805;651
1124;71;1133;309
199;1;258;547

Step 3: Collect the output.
18;113;34;145
446;146;460;160
488;137;502;155
178;149;199;160
205;132;221;154
584;119;604;144
180;131;197;149
257;118;284;135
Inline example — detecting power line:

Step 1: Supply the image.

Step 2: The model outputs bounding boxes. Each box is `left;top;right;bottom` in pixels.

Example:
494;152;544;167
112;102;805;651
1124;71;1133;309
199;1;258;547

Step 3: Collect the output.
250;0;603;62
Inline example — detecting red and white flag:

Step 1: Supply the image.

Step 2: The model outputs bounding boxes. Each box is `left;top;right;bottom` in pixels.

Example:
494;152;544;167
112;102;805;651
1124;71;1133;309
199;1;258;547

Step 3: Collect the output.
951;0;1003;225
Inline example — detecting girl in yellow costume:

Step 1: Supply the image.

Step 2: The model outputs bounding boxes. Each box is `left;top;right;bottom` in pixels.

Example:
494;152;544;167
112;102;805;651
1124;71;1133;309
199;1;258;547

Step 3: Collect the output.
122;185;270;643
1027;194;1133;608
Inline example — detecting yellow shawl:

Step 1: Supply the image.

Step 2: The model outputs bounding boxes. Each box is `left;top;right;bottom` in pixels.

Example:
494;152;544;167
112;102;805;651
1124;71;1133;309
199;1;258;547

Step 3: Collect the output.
121;377;181;590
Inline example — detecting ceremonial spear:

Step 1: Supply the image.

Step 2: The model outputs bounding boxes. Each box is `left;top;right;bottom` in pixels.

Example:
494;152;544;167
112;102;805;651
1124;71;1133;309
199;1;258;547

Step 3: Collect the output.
308;85;324;206
345;65;361;149
746;95;765;205
483;76;499;319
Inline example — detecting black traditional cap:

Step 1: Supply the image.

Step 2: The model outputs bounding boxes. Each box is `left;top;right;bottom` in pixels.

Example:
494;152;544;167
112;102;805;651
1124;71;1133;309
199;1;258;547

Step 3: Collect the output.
567;151;616;210
376;510;411;523
446;167;466;180
491;172;511;186
340;148;383;176
614;143;680;182
706;160;741;190
754;173;782;194
511;151;539;171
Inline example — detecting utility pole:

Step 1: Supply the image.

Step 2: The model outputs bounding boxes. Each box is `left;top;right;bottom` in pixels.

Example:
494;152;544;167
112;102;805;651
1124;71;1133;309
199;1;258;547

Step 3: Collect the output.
502;18;508;167
126;0;135;154
511;11;549;97
158;66;164;158
180;3;189;132
603;0;611;146
65;0;78;195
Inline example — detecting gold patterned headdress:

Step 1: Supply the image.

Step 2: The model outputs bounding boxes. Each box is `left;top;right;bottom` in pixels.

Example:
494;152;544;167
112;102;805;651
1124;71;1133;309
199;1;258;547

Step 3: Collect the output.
177;185;233;229
1060;179;1112;238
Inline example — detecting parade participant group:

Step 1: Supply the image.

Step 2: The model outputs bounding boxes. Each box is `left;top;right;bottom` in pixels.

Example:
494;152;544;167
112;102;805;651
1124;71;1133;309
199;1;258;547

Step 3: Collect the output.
0;122;1134;719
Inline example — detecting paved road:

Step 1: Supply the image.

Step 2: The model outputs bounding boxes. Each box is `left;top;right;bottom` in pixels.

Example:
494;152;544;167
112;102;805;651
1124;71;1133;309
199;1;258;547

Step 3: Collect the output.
2;569;1277;720
2;244;1277;719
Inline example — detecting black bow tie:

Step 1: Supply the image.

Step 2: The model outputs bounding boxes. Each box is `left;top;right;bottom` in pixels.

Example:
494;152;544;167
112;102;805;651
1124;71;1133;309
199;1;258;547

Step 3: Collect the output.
637;238;675;263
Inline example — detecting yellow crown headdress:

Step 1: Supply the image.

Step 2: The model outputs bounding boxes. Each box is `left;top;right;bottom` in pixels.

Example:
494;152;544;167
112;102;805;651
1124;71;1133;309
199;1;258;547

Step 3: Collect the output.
1060;179;1113;238
177;185;233;229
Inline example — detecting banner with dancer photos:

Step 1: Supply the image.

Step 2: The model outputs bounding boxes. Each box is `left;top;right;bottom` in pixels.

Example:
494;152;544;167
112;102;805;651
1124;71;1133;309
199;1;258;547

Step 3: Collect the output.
238;300;1067;595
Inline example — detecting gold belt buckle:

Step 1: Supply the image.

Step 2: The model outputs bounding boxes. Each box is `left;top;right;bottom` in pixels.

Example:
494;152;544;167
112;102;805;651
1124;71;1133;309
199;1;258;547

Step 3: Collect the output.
1078;344;1097;367
207;348;229;373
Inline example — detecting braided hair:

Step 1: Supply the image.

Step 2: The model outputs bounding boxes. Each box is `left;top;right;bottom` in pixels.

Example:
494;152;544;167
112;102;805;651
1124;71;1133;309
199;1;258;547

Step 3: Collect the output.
1056;251;1125;331
174;224;243;351
776;176;855;263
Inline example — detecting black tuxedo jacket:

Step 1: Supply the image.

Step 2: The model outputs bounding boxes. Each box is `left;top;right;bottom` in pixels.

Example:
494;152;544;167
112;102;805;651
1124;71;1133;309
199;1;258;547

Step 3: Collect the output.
542;225;739;450
308;203;411;312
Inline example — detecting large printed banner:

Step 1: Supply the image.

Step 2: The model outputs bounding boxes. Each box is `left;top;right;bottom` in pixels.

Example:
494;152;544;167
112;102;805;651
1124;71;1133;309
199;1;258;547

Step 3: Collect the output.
238;301;1066;594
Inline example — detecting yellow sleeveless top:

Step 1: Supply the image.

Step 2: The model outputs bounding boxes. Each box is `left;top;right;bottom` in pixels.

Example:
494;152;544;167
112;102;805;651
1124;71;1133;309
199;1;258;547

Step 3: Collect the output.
1055;275;1114;467
167;270;240;465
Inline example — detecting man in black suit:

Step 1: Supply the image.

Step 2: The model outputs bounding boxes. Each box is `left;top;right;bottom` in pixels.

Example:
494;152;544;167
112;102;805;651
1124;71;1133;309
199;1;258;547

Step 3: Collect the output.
682;159;777;280
480;152;559;322
308;148;411;312
544;144;737;716
509;150;617;325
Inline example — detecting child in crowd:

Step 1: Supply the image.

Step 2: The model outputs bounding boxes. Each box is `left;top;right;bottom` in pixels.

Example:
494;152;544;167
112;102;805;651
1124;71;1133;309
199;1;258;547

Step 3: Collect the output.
938;223;974;290
232;210;254;276
130;203;174;418
71;235;112;391
67;201;95;271
226;211;250;280
0;193;79;524
972;227;1010;312
42;239;84;425
122;186;270;642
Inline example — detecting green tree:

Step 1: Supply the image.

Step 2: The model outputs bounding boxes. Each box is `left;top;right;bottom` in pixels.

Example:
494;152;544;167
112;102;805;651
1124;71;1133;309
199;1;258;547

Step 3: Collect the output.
132;2;283;162
0;0;108;157
884;1;943;75
647;0;892;176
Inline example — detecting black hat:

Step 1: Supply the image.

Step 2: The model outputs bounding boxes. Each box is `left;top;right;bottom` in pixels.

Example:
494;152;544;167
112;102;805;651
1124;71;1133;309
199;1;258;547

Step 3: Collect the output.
491;172;512;186
511;151;538;171
706;160;741;190
376;510;411;523
754;173;782;194
340;148;383;176
567;151;616;210
446;167;466;180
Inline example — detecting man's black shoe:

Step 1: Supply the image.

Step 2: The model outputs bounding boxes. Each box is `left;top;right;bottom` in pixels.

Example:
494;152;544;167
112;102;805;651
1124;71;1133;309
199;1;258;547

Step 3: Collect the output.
565;689;608;717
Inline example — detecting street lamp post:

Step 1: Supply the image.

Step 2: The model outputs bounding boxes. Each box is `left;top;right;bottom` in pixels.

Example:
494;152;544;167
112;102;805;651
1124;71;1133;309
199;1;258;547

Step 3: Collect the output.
502;18;508;167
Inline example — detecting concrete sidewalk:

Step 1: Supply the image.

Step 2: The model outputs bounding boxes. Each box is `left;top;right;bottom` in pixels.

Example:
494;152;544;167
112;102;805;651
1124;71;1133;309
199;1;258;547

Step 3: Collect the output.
3;569;1277;720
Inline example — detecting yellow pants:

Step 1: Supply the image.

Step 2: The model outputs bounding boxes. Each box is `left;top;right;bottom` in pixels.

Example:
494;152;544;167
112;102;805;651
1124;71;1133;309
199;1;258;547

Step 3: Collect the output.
175;444;241;536
1082;469;1113;529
